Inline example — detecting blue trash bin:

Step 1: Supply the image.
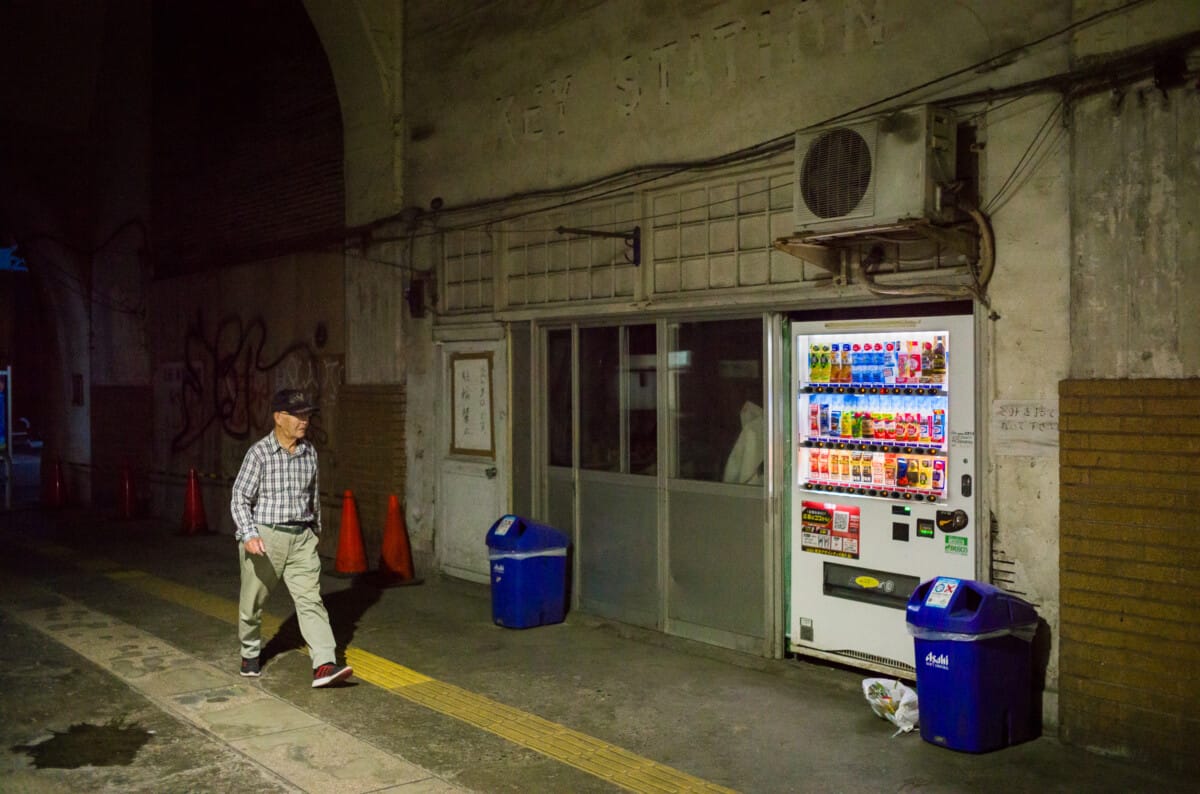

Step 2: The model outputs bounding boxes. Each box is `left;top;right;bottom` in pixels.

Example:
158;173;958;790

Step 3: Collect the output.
485;515;570;629
906;577;1039;752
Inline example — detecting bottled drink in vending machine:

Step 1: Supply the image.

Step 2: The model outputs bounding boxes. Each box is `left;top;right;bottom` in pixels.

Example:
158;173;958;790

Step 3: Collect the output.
906;341;922;383
931;334;947;384
861;409;875;439
830;344;842;383
840;401;854;436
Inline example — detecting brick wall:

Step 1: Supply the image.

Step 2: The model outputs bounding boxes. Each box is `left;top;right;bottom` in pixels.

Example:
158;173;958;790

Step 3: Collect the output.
323;385;406;562
1059;379;1200;773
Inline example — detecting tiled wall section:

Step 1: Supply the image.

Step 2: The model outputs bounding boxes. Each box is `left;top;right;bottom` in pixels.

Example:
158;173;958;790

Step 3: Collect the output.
1058;379;1200;773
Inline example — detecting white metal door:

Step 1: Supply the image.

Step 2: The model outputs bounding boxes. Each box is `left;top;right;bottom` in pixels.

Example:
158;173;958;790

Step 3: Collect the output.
438;339;508;583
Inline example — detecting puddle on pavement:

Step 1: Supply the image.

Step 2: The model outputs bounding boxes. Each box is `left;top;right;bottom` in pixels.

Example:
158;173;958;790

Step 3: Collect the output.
13;718;152;768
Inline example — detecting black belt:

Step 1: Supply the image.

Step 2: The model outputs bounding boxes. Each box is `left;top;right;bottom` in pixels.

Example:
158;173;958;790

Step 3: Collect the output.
259;522;313;534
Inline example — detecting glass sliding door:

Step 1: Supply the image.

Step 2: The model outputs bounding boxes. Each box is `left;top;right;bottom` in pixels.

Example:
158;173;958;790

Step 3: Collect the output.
576;324;659;628
540;316;771;648
543;328;575;538
666;318;767;652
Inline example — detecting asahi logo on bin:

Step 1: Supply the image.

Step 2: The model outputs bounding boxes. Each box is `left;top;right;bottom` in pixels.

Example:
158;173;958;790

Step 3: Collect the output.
925;652;950;670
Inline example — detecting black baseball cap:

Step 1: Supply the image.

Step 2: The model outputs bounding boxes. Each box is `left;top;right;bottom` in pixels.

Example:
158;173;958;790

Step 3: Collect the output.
271;389;318;416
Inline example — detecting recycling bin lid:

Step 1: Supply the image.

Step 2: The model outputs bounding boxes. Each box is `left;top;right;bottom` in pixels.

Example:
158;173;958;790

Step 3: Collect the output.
906;577;1037;636
485;514;570;552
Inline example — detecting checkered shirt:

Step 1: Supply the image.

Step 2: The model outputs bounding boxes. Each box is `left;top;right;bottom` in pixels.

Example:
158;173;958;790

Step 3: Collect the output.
230;431;321;542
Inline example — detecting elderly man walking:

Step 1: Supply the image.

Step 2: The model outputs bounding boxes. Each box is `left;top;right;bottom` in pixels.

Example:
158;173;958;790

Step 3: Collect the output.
230;388;352;687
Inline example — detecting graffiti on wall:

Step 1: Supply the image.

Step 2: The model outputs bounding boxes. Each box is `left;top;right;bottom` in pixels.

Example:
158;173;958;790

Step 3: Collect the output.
167;312;342;452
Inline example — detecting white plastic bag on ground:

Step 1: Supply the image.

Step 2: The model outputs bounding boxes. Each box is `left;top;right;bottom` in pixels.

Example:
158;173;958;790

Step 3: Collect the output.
862;678;919;736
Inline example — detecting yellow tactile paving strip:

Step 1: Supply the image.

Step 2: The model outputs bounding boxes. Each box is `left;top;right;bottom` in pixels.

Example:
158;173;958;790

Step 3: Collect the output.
25;544;737;794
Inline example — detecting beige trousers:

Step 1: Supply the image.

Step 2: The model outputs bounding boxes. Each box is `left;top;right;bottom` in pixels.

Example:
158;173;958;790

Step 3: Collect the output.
238;524;336;668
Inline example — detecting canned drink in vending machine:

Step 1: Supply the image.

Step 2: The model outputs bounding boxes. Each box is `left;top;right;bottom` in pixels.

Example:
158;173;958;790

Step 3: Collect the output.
918;458;933;488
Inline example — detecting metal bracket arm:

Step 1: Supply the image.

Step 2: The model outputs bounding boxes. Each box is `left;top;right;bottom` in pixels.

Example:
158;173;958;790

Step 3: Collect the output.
555;225;641;266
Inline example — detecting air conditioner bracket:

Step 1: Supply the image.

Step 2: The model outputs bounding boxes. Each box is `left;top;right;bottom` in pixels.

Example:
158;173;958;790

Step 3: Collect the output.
771;238;840;274
774;219;979;271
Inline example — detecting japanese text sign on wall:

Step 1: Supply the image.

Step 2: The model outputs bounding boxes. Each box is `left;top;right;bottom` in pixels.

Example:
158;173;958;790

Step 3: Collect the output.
991;399;1059;457
451;351;494;457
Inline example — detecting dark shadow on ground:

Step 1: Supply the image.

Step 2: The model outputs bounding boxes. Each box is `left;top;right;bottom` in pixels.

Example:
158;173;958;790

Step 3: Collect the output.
261;574;383;667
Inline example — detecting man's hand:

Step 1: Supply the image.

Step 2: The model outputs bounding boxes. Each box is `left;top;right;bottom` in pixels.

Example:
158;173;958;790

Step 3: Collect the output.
243;536;266;556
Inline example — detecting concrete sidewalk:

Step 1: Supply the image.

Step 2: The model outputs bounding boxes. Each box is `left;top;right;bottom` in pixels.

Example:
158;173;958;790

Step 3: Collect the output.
1;507;1190;793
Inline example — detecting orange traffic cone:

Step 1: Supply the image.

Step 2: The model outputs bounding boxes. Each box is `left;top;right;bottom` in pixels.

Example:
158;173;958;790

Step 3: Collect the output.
332;490;368;577
374;494;423;587
118;464;137;520
41;458;67;508
180;467;209;535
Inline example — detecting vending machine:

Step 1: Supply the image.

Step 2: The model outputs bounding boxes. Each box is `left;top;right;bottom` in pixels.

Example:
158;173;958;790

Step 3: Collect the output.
788;312;979;674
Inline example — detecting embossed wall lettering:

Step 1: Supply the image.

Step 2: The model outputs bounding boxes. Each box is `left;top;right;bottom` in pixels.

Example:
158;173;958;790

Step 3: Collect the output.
495;0;887;145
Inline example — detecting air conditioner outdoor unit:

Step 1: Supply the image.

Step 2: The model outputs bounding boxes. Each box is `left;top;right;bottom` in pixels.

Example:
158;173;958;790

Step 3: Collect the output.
793;105;957;238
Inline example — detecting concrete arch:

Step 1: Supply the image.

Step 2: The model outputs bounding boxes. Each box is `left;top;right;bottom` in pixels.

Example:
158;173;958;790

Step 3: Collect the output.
303;0;405;228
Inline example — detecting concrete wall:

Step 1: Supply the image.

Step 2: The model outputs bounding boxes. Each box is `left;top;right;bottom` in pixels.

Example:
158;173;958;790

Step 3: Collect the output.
403;0;1070;206
1071;77;1200;379
147;253;346;535
980;93;1073;718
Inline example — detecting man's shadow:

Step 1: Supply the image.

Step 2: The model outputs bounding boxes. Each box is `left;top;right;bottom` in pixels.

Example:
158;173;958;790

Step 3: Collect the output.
260;574;383;676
